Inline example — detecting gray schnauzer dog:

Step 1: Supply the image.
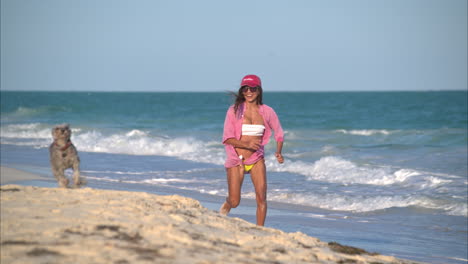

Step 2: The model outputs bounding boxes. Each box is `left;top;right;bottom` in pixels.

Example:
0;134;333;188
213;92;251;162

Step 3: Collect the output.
49;124;84;188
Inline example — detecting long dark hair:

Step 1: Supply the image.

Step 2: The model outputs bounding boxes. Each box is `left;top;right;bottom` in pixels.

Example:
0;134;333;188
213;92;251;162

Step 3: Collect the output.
231;86;263;115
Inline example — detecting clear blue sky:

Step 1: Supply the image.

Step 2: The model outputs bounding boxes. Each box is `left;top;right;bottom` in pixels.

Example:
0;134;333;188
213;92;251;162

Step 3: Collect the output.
1;0;467;92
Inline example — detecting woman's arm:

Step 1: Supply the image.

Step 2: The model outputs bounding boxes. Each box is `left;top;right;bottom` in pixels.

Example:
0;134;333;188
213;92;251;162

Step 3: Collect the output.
267;106;284;164
275;141;284;163
224;138;261;151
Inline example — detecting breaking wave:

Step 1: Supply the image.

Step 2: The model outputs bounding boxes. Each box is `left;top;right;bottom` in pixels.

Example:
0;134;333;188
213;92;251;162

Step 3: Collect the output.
2;123;466;216
334;129;393;136
0;123;226;165
267;156;455;187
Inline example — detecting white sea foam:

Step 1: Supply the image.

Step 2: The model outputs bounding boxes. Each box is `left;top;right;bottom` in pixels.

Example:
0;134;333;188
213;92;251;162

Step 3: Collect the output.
0;123;51;139
82;170;162;176
74;130;201;156
126;129;148;137
84;174;198;185
420;176;453;188
268;156;424;186
142;178;197;184
0;139;50;149
249;191;467;216
0;124;226;165
335;129;393;136
76;130;227;165
448;257;468;262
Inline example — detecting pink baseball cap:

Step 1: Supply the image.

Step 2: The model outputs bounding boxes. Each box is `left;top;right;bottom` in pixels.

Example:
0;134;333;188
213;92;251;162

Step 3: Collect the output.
240;74;262;87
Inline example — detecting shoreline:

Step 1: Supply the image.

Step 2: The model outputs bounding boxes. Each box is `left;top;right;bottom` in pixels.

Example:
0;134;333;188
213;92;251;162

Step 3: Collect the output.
0;166;48;185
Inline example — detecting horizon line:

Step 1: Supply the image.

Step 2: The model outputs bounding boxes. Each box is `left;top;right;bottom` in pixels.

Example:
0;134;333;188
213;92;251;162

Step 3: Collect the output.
1;89;467;93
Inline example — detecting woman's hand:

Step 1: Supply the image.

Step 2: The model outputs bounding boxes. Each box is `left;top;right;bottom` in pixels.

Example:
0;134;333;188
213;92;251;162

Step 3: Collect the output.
224;138;261;151
275;152;284;164
246;139;262;151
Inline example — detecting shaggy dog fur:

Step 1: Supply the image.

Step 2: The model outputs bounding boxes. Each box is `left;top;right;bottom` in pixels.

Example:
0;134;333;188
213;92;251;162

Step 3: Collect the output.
49;124;83;188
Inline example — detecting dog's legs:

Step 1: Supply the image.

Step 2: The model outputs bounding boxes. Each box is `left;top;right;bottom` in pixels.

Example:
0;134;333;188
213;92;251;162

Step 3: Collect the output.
72;162;82;188
52;167;69;188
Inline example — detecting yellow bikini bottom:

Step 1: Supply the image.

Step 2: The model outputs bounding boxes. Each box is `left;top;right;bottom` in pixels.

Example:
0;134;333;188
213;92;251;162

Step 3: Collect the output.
244;163;255;172
239;155;256;173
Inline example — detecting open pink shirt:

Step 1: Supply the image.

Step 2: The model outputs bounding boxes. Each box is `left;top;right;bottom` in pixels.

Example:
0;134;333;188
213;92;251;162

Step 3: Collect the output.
222;103;284;168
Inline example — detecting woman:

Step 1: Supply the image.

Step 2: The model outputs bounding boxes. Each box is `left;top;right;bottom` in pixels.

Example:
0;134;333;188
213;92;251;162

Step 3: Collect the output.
220;74;284;226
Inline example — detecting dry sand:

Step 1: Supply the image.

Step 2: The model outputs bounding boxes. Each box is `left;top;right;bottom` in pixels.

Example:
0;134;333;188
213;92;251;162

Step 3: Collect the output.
0;168;420;264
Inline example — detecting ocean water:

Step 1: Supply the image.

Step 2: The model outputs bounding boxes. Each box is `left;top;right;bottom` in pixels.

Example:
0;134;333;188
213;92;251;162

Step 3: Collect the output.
1;91;467;263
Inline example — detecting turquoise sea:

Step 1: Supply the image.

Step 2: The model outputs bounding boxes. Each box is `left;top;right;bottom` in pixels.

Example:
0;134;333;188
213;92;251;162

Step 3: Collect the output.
1;91;467;263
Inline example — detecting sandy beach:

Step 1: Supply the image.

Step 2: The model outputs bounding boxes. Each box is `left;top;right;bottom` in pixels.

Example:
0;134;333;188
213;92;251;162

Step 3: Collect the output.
0;168;419;264
0;166;47;185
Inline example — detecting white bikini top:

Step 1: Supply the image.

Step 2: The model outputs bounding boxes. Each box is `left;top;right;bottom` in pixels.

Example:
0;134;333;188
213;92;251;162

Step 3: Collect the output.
242;124;265;136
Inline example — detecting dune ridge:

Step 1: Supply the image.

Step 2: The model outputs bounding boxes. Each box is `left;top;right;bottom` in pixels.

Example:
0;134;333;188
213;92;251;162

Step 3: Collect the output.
1;185;419;264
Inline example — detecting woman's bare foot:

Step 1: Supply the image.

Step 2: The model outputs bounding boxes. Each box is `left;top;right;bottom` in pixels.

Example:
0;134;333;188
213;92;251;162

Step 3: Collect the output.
219;201;230;216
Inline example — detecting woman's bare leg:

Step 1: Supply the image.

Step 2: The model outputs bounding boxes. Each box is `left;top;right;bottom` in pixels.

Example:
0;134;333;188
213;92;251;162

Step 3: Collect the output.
220;165;245;215
250;159;267;226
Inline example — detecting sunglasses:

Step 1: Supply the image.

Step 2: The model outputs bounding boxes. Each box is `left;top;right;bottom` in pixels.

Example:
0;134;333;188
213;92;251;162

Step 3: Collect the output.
242;86;259;93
